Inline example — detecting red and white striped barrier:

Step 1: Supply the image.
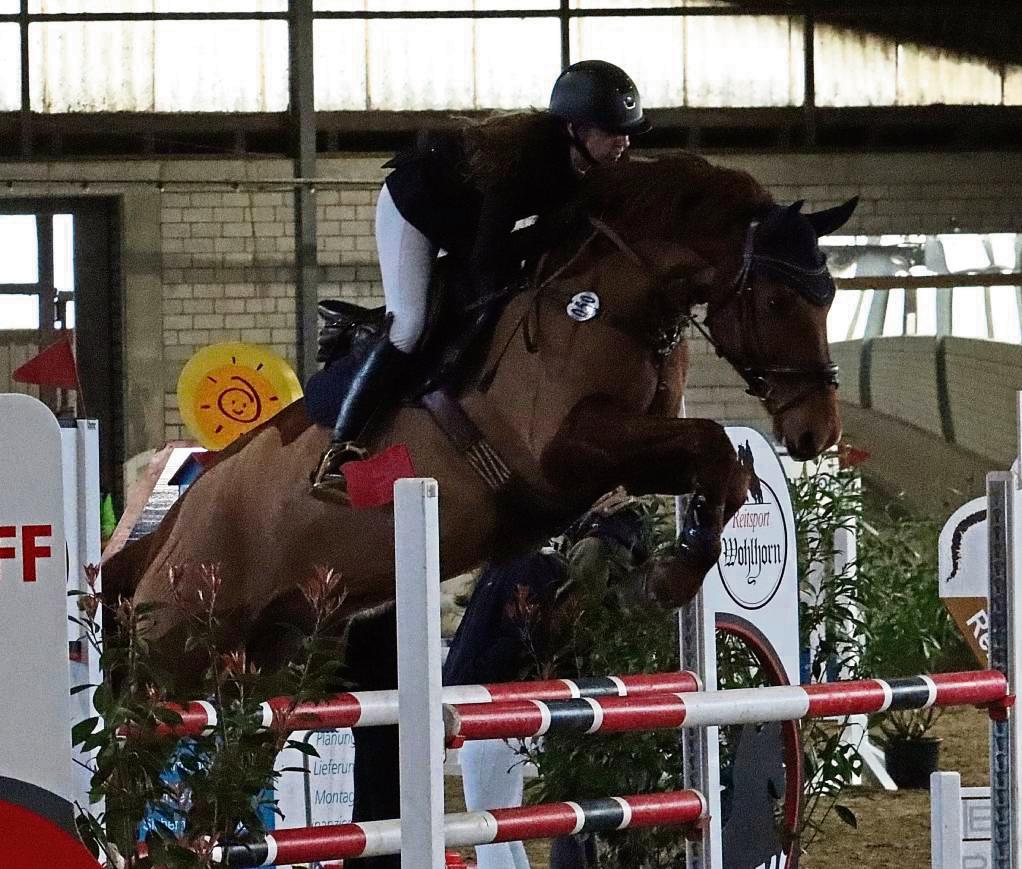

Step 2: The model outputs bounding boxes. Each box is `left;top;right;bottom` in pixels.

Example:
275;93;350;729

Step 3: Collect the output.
210;790;708;867
445;670;1011;744
146;671;702;738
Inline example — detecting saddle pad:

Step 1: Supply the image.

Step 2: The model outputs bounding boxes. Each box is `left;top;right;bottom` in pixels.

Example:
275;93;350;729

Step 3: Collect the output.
342;444;416;508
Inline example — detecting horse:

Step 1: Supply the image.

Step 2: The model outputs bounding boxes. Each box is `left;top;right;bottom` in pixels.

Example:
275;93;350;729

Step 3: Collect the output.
739;441;765;505
103;152;855;684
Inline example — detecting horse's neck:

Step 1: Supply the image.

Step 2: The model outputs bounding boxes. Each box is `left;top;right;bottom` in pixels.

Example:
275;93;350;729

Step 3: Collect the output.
468;257;667;455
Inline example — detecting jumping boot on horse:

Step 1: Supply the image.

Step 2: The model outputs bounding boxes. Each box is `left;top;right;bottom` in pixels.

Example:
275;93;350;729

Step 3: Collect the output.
675;493;723;568
648;493;724;607
311;326;408;499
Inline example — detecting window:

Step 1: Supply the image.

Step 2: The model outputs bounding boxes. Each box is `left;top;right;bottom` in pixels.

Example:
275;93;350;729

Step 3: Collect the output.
0;216;40;286
29;20;289;112
4;5;1020;113
0;295;41;329
0;213;75;331
822;233;1022;344
0;25;19;111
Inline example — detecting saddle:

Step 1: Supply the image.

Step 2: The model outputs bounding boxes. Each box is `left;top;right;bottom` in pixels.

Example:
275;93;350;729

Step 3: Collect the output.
315;258;519;404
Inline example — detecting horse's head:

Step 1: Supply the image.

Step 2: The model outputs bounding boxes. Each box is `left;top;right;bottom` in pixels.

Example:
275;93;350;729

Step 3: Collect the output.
700;197;857;460
537;156;853;461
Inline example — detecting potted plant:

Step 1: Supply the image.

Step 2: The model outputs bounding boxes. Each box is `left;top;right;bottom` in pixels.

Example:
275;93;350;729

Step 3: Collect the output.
857;502;969;788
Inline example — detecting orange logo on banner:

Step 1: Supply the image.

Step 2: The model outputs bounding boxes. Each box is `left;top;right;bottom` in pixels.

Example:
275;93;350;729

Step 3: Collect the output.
177;343;303;450
944;597;990;667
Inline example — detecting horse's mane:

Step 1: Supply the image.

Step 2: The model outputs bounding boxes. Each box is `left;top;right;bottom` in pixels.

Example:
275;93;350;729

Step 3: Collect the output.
541;153;775;251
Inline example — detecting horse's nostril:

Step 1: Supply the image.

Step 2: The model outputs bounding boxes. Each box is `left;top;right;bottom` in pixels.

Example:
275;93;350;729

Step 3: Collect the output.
796;431;817;458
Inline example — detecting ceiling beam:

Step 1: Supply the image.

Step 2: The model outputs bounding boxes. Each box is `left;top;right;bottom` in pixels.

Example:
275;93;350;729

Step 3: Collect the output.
1;105;1020;160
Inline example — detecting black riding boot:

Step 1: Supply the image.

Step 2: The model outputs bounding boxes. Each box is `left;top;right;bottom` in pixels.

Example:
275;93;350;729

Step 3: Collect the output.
311;329;407;498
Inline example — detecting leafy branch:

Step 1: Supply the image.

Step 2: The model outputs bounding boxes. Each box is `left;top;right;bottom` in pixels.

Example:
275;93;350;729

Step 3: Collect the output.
70;561;348;868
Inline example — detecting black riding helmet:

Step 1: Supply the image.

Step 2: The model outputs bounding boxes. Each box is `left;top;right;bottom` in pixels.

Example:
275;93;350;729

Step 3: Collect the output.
549;60;652;136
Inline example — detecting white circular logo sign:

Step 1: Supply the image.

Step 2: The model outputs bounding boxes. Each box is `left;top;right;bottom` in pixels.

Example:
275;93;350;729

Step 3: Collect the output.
566;291;600;322
716;475;789;610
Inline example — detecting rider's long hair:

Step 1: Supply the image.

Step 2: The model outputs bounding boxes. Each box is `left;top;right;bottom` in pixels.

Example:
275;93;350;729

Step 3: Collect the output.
577;153;774;243
461;110;573;191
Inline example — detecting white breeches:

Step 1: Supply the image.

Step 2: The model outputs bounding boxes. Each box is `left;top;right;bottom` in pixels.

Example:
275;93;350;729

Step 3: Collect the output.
460;738;532;869
375;183;437;353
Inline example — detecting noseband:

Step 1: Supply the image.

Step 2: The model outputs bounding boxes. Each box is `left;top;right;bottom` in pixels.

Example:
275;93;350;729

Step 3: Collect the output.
539;218;839;417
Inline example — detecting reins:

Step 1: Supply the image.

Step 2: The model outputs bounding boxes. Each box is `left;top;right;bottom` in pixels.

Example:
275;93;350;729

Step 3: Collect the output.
490;215;840;416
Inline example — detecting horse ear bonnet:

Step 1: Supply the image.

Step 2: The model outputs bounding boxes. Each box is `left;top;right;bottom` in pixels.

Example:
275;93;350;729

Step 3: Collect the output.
751;196;858;306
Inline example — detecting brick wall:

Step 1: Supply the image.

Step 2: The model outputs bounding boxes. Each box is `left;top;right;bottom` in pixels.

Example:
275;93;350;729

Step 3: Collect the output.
2;151;1021;448
156;177;384;437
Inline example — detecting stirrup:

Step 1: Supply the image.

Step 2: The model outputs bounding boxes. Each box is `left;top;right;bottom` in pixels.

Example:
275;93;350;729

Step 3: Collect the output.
310;441;370;499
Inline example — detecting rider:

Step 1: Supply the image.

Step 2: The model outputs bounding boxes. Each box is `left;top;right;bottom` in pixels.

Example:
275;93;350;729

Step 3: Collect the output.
312;60;651;495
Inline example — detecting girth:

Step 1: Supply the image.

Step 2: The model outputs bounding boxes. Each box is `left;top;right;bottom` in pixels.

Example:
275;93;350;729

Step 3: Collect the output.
420;389;578;529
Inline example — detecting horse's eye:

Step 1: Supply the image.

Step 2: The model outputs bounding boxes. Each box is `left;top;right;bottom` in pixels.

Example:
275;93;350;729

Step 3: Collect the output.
766;295;788;314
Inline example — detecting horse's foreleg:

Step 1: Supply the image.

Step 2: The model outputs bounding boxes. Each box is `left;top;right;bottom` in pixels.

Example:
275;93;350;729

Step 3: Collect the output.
543;400;749;607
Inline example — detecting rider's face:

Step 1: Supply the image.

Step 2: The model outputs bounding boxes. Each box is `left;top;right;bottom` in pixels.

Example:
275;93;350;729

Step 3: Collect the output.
573;125;630;165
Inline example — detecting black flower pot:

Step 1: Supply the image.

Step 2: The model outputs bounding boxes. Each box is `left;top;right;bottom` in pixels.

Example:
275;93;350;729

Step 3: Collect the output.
883;737;942;789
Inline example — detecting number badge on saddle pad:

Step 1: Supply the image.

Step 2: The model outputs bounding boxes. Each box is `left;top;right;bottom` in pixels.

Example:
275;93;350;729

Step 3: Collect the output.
567;291;600;322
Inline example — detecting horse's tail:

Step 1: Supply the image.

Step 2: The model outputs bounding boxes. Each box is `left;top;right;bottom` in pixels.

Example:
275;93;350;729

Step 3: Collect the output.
99;400;315;608
947;509;986;583
100;535;153;608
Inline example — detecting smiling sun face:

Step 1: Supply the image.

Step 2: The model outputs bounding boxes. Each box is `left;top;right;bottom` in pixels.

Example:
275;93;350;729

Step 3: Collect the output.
177;342;303;450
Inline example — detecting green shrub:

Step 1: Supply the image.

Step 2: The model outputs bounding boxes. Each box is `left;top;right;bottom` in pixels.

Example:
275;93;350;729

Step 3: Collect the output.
72;563;347;868
856;498;969;742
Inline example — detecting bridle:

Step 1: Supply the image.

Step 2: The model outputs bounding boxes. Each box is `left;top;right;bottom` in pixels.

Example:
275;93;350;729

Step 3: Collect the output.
693;220;840;416
534;217;840;417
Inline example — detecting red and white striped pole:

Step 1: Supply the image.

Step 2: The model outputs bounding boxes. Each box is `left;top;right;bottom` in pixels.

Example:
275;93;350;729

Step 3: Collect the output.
143;671;702;738
209;790;708;867
445;670;1011;744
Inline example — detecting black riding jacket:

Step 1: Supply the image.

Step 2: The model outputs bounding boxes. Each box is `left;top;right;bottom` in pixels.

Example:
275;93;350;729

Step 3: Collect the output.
383;115;579;283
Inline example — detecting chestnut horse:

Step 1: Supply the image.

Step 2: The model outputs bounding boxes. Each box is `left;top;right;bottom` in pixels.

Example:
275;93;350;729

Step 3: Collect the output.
104;153;854;679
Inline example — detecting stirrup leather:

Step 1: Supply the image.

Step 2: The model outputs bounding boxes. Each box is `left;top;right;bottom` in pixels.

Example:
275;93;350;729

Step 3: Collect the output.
311;441;370;494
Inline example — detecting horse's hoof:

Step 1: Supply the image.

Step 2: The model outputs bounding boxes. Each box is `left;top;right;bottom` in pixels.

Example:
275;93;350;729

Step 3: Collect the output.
647;556;710;609
648;560;704;609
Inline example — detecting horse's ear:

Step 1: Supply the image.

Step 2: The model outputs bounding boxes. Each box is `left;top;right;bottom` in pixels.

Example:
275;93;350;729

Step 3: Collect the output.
787;199;805;215
805;196;859;238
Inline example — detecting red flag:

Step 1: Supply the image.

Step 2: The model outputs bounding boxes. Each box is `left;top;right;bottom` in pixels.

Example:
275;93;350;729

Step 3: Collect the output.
12;334;79;389
838;442;871;469
342;444;416;509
